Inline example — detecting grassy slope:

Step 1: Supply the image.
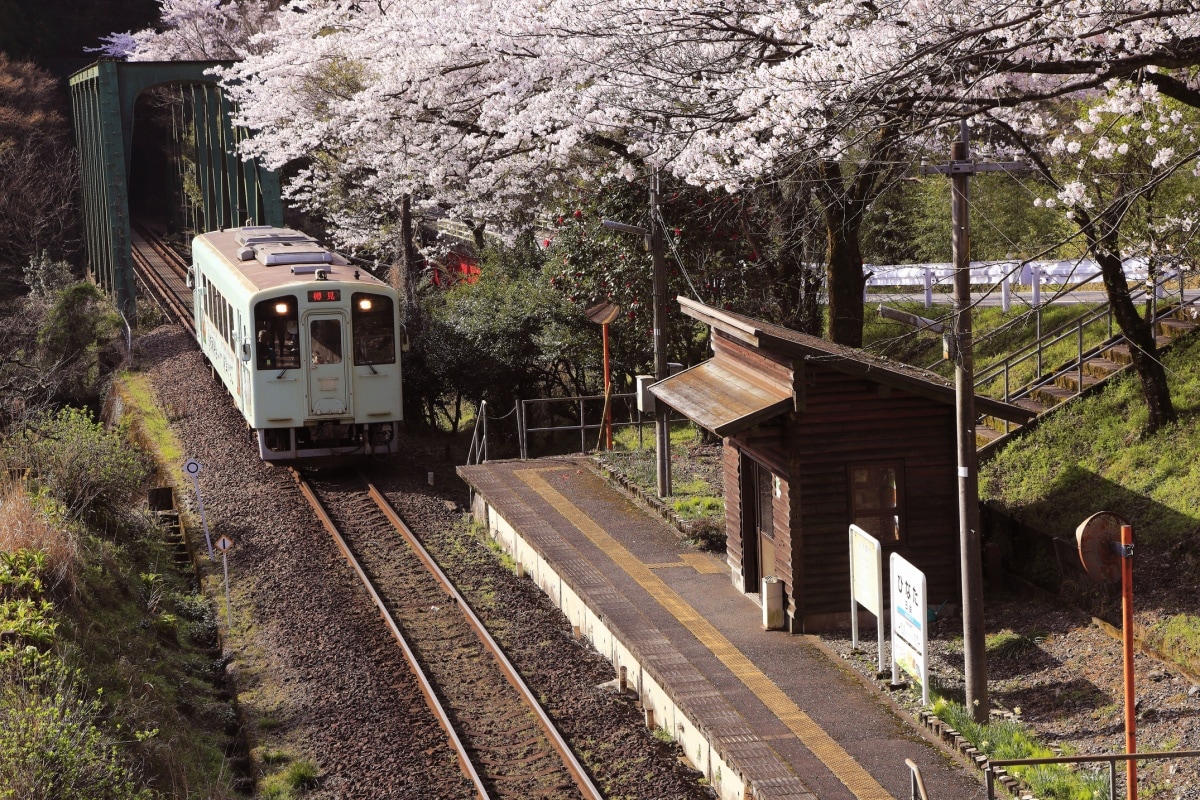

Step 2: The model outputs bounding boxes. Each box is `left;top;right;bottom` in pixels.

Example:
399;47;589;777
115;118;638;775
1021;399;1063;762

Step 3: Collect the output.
979;333;1200;545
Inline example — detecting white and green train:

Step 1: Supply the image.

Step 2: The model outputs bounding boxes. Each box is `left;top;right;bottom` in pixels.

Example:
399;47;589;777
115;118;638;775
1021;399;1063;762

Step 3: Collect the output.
190;226;403;462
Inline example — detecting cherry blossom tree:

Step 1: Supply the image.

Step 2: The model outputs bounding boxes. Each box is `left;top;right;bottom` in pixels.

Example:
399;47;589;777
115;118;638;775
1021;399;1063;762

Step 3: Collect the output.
97;0;280;61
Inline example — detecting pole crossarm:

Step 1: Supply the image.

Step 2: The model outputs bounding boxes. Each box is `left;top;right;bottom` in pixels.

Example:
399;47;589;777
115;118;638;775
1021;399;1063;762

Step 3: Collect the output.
920;160;1032;176
68;59;283;317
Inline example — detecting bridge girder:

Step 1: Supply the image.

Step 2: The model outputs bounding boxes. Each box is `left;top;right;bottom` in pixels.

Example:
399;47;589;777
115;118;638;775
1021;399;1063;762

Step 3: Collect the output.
69;59;283;316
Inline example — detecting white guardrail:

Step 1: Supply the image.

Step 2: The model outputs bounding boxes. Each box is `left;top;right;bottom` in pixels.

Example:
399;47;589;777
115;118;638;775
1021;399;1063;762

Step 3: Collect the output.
865;257;1184;309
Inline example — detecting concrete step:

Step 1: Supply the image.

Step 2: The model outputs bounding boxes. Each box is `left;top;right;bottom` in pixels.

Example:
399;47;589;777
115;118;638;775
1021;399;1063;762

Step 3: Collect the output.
975;424;1004;447
1105;343;1134;365
1030;383;1074;407
1055;370;1102;393
1083;357;1123;379
1011;397;1053;415
1158;318;1198;339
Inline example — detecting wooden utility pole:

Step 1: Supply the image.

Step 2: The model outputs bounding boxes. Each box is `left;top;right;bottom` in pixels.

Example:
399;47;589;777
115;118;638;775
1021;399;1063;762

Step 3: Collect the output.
922;123;1027;724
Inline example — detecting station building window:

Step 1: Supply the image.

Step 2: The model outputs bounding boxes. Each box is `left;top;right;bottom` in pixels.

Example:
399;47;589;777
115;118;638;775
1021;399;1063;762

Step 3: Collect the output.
351;292;396;366
254;296;301;369
849;462;904;544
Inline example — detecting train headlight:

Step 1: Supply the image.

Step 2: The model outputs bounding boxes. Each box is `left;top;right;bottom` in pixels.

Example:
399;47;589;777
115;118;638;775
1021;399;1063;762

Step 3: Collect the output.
358;297;373;311
274;302;289;315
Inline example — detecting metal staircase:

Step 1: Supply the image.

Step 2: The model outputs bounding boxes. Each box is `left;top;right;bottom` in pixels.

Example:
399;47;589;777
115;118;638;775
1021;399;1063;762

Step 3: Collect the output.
969;282;1198;457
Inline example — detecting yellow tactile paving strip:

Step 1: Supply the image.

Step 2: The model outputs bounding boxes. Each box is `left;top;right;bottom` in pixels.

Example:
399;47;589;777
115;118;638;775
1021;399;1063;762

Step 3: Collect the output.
517;467;895;800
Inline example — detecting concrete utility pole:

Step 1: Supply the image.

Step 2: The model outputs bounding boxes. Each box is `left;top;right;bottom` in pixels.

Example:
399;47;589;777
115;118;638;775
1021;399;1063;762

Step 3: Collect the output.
649;172;672;498
922;123;1027;724
602;171;672;498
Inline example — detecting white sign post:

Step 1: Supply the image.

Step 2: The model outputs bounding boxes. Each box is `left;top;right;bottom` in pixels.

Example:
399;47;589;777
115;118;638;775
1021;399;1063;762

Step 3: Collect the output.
183;458;215;560
215;534;234;627
890;552;929;706
849;525;885;674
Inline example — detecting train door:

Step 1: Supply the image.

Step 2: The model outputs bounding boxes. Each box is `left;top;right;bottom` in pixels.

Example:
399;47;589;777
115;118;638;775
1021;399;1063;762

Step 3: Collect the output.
304;312;352;417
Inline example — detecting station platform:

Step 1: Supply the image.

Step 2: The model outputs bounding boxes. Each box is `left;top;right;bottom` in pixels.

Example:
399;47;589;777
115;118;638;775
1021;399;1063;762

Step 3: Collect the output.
458;457;985;800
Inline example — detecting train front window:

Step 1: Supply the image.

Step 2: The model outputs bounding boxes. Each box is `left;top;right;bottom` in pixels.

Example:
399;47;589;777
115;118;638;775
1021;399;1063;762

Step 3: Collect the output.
351;292;396;366
254;296;301;370
310;319;343;365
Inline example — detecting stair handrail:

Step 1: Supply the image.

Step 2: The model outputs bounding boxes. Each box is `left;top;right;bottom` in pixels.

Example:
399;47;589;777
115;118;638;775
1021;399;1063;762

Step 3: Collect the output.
927;269;1185;377
974;273;1195;401
923;265;1117;372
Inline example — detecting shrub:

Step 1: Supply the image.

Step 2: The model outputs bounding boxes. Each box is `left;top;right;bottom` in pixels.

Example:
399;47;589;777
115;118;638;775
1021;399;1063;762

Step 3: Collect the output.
2;408;150;521
36;282;122;402
0;659;155;800
0;482;80;593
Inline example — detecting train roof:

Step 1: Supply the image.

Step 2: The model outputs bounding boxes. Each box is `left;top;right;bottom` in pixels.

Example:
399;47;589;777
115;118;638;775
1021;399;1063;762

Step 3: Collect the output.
193;226;391;295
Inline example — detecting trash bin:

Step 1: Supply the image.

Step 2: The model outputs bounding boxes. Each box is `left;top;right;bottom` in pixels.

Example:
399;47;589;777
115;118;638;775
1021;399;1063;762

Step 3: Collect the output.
762;575;784;630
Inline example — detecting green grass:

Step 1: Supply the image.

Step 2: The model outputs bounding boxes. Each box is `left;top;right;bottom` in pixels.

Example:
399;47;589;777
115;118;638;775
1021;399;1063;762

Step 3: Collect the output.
980;334;1200;545
985;629;1046;660
932;698;1110;799
259;760;319;798
117;372;184;469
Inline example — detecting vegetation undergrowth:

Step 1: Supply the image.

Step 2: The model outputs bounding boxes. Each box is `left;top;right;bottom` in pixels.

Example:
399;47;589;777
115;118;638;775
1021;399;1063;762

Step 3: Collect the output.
982;331;1200;675
595;424;726;550
930;696;1110;800
0;402;246;798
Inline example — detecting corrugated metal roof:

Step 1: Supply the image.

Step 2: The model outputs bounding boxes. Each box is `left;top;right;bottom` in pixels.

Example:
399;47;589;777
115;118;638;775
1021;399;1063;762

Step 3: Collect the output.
649;359;793;436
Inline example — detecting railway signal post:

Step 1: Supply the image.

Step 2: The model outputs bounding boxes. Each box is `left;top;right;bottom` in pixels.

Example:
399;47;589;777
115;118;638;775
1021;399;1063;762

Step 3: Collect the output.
184;458;215;560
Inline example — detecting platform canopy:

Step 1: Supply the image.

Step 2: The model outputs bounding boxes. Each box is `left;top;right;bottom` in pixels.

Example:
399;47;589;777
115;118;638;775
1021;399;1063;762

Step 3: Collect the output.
650;360;793;437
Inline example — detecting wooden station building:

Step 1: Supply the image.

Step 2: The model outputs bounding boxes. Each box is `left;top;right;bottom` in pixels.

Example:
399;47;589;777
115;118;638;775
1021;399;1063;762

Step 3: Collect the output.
649;298;1032;633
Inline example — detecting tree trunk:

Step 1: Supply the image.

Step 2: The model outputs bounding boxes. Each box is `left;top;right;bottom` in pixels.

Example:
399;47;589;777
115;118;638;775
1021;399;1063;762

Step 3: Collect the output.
824;205;866;347
391;193;418;302
1095;246;1176;432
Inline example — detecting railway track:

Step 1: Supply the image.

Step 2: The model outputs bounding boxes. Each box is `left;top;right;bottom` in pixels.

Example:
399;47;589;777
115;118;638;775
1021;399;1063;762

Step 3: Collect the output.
292;469;603;800
130;222;195;336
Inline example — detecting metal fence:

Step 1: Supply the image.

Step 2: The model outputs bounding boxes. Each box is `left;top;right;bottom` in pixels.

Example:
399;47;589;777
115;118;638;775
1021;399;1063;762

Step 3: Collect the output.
517;393;650;459
986;749;1200;800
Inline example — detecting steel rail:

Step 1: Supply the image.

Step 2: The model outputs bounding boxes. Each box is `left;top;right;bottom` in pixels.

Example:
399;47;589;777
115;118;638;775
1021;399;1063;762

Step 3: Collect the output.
364;480;604;800
129;226;195;337
290;469;492;800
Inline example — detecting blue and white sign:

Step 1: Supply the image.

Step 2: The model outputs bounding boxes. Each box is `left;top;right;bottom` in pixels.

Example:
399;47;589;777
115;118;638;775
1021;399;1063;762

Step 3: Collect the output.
890;552;929;706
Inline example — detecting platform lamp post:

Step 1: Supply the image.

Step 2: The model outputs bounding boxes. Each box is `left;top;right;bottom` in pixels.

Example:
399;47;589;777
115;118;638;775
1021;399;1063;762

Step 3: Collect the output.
585;300;620;450
602;188;672;498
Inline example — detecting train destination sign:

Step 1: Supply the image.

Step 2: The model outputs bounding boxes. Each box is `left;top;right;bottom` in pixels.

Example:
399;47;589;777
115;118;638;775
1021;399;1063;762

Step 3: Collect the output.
890;552;929;705
308;289;342;302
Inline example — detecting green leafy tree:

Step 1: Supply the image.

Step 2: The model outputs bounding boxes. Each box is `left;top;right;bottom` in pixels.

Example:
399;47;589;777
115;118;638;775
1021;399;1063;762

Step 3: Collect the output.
410;232;592;430
546;174;827;378
36;282;121;404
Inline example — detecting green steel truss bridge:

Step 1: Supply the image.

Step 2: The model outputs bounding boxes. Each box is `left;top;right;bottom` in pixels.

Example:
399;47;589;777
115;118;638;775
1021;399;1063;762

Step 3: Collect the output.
69;59;283;316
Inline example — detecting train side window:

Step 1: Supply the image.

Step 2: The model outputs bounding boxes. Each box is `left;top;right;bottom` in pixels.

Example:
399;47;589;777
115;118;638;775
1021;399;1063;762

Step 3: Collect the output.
351;293;396;366
254;296;301;370
310;319;343;365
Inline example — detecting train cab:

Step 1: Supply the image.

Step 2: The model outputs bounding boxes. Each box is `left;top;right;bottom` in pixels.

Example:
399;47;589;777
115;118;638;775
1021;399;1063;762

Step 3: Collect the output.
190;226;403;462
